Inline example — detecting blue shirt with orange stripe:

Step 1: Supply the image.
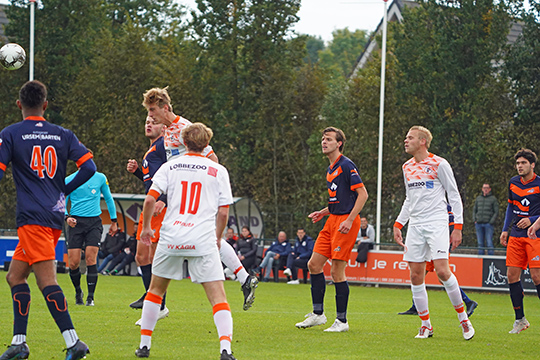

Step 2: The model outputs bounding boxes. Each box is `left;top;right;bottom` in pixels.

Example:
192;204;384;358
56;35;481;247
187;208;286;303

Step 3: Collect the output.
133;136;167;195
0;116;94;229
326;154;364;215
503;174;540;237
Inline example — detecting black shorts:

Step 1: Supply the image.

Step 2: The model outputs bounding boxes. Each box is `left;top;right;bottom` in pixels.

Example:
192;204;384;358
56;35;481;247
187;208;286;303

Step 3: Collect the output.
67;216;103;249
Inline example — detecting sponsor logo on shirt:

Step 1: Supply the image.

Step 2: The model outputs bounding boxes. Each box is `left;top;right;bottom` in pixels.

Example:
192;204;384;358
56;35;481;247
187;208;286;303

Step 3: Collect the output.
21;133;61;141
173;220;194;227
522;198;530;207
426;181;434;189
170;163;207;171
35;122;43;127
167;244;196;250
208;166;218;177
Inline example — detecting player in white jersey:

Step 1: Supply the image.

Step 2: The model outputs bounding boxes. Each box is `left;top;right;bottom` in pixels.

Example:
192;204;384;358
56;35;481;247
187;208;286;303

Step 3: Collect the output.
393;126;474;340
135;123;237;360
141;87;258;310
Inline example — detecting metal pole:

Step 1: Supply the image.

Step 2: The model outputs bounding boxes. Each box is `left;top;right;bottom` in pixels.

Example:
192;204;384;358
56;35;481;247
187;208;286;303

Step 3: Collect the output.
29;0;36;81
376;0;388;246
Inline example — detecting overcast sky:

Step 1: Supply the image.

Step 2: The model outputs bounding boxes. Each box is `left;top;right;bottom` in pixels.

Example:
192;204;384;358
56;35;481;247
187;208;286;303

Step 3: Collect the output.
1;0;386;42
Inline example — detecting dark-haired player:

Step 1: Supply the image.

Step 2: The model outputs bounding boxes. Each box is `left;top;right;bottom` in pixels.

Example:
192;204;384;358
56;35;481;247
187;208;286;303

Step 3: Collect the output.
0;80;94;360
501;148;540;334
295;127;368;332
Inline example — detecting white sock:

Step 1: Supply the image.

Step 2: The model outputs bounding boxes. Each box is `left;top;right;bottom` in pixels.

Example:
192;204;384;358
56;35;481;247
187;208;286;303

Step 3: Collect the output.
219;240;248;284
140;296;162;349
441;274;467;322
11;334;26;345
213;303;233;355
62;329;79;349
411;283;431;328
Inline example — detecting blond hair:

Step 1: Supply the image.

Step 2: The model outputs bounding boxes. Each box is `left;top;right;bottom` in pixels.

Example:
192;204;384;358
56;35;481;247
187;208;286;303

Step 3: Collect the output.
409;125;433;148
182;123;213;153
142;87;173;112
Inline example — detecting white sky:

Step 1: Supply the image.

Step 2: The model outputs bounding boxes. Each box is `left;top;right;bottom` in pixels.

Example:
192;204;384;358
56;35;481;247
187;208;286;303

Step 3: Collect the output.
0;0;386;43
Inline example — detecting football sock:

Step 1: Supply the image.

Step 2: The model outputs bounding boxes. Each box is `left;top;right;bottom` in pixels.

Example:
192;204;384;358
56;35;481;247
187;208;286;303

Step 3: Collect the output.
11;334;26;346
161;293;167;311
86;264;98;299
310;272;326;315
535;283;540;301
509;281;525;320
334;281;349;323
213;302;233;355
219;240;248;284
140;264;152;291
411;283;431;328
42;285;78;348
140;292;162;349
11;284;30;340
442;274;467;322
460;287;472;305
69;267;82;293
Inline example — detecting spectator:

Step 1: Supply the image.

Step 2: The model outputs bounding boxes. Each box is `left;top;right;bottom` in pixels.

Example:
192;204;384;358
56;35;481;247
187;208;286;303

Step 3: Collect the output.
255;231;292;282
97;227;126;273
473;183;498;255
225;227;239;249
355;217;375;263
102;226;137;275
236;226;258;272
284;228;314;285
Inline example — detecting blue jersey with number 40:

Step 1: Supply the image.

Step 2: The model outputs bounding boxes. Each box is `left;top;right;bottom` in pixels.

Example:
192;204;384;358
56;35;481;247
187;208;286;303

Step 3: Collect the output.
0;116;92;229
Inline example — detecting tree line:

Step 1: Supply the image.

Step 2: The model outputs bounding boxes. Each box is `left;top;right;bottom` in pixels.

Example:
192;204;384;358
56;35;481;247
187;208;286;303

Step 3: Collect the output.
0;0;538;248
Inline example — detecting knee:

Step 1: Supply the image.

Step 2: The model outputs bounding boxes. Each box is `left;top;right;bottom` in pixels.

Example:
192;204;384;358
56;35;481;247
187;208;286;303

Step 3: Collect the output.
308;259;322;274
531;273;540;286
435;268;451;282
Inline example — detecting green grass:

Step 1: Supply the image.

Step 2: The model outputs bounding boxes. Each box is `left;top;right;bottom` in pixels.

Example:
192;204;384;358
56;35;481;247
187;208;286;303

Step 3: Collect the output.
0;273;539;359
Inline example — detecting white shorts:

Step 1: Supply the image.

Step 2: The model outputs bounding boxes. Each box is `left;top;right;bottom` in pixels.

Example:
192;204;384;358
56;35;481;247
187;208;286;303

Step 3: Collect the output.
403;222;449;263
152;247;225;283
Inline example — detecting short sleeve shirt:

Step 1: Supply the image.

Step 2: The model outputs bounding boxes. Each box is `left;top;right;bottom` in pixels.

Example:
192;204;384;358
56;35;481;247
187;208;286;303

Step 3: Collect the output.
326;155;364;215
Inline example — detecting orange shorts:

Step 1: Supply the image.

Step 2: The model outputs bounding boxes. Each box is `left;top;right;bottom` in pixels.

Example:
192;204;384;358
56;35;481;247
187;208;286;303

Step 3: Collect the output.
13;225;62;266
137;208;166;243
425;261;434;272
506;236;540;270
313;214;360;261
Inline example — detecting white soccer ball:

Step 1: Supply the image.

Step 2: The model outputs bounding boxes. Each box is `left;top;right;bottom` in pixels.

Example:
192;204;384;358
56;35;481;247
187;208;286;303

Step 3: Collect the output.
0;43;26;71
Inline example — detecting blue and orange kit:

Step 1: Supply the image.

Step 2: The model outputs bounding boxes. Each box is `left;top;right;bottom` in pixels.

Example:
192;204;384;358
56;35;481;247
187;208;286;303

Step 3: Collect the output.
134;136;167;194
0;116;92;229
326;154;364;215
503;174;540;237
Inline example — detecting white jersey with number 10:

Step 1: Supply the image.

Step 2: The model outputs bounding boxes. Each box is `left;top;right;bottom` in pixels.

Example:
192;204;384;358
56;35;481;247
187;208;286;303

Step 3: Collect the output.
149;153;233;256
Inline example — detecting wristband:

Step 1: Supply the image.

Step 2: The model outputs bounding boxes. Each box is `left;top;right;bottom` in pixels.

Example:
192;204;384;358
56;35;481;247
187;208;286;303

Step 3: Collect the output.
111;219;118;223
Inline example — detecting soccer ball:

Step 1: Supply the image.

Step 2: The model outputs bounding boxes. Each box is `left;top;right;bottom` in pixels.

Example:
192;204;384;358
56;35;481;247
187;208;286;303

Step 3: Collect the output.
0;43;26;71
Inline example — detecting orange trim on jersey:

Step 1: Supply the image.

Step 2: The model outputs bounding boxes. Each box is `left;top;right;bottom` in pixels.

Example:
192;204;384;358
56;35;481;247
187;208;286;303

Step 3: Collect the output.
511;200;529;212
148;189;161;201
24;116;46;121
521;173;537;185
0;162;6;171
212;302;231;315
141;329;153;337
206;150;215;158
394;222;404;230
510;183;540;197
219;336;232;343
350;183;364;191
329;154;343;169
220;205;230;208
185;153;206;158
75;152;93;167
327;166;343;183
453;224;463;230
145;292;163;305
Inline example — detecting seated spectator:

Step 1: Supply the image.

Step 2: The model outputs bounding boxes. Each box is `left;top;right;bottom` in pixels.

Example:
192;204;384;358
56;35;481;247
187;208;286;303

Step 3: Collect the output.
284;228;314;284
103;224;138;275
225;227;239;250
356;217;375;263
97;227;126;273
236;226;258;272
255;231;292;282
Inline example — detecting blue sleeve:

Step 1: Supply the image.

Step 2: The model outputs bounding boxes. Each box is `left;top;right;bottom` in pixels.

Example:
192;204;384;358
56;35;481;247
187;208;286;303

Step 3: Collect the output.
502;202;513;232
100;174;117;220
65;160;96;195
0;128;14;182
299;241;314;259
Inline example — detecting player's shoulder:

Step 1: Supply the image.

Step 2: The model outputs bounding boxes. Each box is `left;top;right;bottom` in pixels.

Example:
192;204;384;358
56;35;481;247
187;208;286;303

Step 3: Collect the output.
338;155;358;168
426;153;447;166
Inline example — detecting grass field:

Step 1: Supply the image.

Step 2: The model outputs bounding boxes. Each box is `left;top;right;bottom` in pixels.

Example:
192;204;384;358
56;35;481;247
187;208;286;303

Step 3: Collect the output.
0;273;539;359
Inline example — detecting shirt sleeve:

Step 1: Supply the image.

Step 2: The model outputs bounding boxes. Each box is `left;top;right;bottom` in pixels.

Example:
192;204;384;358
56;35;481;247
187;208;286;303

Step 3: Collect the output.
438;159;463;227
395;169;411;228
149;165;167;195
347;162;363;190
100;174;117;220
0;128;13;180
218;166;233;207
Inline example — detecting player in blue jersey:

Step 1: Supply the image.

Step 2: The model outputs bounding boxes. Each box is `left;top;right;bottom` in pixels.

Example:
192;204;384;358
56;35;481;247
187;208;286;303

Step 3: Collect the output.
126;116;170;323
65;162;118;307
0;80;94;360
500;148;540;334
295;127;368;332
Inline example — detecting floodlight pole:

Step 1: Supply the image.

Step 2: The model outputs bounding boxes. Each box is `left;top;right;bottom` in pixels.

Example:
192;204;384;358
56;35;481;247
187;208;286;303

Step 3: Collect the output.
375;0;388;247
29;0;36;81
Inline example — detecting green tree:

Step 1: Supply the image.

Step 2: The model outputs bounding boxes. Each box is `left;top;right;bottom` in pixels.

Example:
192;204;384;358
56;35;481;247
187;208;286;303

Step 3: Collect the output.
319;28;368;79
